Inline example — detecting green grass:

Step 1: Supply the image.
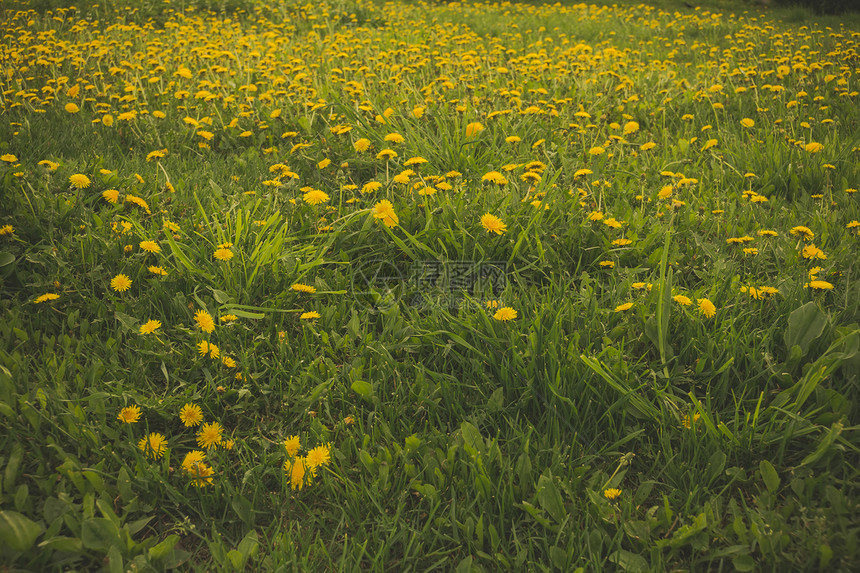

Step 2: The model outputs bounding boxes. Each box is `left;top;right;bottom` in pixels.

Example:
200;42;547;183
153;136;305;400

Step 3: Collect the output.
1;0;858;571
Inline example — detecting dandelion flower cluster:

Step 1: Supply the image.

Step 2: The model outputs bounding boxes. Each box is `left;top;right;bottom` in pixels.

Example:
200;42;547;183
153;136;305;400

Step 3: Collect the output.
372;200;399;228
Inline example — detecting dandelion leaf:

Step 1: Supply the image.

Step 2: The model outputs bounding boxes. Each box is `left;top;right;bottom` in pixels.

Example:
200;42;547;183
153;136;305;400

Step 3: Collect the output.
784;302;828;357
0;510;43;553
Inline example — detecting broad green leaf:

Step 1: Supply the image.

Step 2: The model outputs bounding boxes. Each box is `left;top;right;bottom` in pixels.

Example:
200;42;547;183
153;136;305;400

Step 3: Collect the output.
351;380;373;399
227;549;244;570
38;536;83;553
113;311;138;334
800;421;843;468
454;555;473;573
784;302;828;356
704;450;726;487
108;545;123;573
231;496;253;527
760;460;780;493
536;472;566;523
0;252;15;267
459;421;484;457
608;549;649;572
149;534;180;561
81;517;120;551
237;530;259;560
732;554;756;571
549;546;567;569
0;510;43;552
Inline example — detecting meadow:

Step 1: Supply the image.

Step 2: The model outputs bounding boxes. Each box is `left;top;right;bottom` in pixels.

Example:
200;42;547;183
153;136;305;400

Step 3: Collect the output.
0;0;858;570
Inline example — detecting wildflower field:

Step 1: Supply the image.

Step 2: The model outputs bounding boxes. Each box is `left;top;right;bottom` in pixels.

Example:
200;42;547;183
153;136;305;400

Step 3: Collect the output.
1;0;859;570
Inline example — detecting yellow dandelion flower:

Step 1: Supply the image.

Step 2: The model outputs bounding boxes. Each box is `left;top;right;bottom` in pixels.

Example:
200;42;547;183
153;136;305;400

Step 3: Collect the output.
179;403;204;427
362;181;383;194
196;422;223;449
697;298;716;318
372;200;399;228
614;303;634;312
465;122;484;137
34;293;60;304
182;451;214;487
801;244;826;260
673;295;692;306
790;226;814;240
481;171;507;186
306;444;332;468
283;435;301;456
353;138;371;152
681;413;701;429
404;156;428;167
194;309;215;333
69;174;91;189
480;213;507;235
213;248;234;261
139;319;161;335
181;450;205;473
493;307;517;321
117;405;141;424
138;433;167;459
148;265;168;276
139;240;160;254
284;457;309;490
146;149;167;162
291;283;317;293
111;274;132;292
806;280;834;290
300;311;321;320
303;189;330;206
